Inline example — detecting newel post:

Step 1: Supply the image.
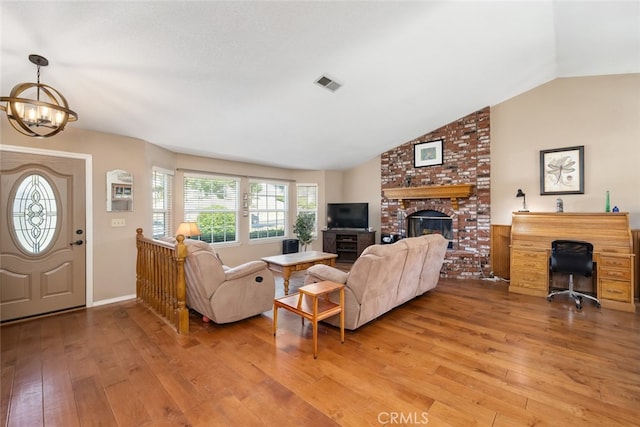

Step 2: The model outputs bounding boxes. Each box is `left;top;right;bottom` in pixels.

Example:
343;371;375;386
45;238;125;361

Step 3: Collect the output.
175;234;189;333
135;228;144;299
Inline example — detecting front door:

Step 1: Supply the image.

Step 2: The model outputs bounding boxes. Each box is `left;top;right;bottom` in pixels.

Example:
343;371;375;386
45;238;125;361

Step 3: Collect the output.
0;150;86;321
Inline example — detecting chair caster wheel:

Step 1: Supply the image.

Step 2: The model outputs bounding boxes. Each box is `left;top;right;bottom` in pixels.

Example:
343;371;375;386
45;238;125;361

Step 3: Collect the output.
596;302;601;309
576;304;582;310
547;296;553;302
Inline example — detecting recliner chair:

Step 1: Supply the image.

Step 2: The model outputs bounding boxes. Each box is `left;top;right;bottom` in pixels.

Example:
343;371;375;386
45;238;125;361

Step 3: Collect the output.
547;240;600;310
181;239;275;323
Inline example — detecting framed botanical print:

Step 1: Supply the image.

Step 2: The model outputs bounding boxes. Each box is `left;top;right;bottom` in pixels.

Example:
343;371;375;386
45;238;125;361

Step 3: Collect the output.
414;139;443;168
540;145;584;195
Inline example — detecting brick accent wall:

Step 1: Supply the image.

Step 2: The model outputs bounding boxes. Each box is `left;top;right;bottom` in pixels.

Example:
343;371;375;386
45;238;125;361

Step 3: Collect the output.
381;107;491;279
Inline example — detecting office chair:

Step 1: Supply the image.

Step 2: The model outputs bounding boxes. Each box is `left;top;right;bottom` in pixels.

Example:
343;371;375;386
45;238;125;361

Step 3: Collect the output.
547;240;600;310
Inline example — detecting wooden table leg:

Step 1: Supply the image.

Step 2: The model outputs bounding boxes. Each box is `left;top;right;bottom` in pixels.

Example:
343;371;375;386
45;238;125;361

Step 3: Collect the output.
312;295;318;359
282;266;292;295
273;301;278;335
339;288;345;343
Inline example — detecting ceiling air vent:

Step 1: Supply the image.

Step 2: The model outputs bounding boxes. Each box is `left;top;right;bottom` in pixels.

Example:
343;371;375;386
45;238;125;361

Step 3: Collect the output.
315;75;342;92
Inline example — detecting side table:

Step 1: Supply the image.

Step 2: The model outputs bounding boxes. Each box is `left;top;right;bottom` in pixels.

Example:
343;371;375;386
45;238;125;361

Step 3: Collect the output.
273;280;345;358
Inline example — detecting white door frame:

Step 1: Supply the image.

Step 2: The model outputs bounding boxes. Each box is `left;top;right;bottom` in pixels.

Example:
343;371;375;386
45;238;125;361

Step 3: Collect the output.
0;144;94;307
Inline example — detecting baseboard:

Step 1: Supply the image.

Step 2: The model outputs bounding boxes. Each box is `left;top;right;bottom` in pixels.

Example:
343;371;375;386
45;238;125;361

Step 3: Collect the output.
91;294;136;307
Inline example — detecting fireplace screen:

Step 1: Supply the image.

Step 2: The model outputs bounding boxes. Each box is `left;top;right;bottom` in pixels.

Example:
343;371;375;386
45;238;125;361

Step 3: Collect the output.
407;210;453;248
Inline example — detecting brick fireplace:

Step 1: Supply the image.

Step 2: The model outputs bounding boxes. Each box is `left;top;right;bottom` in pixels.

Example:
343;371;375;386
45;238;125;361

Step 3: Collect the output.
380;107;491;279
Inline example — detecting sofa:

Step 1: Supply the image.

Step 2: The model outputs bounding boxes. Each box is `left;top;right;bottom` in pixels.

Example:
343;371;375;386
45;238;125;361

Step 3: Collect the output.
303;233;448;330
180;239;275;324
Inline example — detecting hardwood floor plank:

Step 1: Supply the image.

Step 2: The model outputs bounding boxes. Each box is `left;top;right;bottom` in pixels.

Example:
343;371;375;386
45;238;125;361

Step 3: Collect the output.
426;400;484;427
182;398;235;427
312;350;437;413
506;368;640;425
6;380;42;427
92;339;133;388
108;338;191;425
39;313;66;362
43;355;80;427
0;365;15;425
239;377;340;427
433;365;529;416
204;394;264;426
1;324;19;369
104;379;152;426
72;375;118;427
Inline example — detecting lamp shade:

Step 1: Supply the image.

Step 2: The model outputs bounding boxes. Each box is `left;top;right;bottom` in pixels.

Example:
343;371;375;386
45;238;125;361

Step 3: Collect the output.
176;222;201;237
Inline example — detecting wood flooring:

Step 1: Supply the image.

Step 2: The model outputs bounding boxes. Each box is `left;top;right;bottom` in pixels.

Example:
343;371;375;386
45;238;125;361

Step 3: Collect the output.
2;275;640;426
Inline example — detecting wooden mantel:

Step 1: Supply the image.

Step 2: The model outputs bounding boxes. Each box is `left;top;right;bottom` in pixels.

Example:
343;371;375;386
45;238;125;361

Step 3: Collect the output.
383;184;474;209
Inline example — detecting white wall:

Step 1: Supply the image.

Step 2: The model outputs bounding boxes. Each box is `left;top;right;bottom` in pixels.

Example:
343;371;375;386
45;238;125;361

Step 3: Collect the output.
342;155;382;242
491;74;640;228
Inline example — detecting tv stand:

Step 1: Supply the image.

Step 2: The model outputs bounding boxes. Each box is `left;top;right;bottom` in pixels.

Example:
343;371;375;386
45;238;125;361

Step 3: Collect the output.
322;229;375;263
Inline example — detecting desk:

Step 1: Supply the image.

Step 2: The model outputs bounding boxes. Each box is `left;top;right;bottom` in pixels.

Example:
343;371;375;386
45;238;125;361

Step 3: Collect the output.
273;281;345;358
262;251;337;295
509;212;635;312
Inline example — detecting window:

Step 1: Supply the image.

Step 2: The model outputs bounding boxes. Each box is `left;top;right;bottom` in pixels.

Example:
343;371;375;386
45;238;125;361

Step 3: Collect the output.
249;181;287;240
296;183;318;236
184;173;238;243
152;167;173;238
12;173;59;254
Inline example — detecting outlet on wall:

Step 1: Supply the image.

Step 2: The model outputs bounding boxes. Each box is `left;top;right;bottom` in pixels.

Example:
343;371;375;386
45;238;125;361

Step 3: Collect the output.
111;218;126;227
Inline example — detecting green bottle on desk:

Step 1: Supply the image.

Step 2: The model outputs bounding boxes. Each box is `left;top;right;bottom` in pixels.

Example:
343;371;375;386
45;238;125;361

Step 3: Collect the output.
605;190;610;212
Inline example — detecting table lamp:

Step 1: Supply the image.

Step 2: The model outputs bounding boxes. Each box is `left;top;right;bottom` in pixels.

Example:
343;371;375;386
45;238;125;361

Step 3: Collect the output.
176;222;201;238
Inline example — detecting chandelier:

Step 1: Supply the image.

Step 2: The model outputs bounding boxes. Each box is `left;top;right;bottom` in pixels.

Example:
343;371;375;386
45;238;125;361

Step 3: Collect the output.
1;54;78;138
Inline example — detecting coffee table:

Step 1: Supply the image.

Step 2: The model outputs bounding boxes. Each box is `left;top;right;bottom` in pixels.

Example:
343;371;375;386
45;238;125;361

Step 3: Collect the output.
261;251;338;295
273;280;345;358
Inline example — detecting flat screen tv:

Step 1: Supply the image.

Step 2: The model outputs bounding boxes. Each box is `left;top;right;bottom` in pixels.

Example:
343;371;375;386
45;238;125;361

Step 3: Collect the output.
327;203;369;229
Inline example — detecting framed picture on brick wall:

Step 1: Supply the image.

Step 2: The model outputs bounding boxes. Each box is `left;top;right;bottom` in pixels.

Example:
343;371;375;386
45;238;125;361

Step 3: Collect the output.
414;139;443;168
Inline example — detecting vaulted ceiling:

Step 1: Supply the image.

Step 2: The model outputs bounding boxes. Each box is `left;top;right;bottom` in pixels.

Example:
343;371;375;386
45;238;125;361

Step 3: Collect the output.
2;1;638;170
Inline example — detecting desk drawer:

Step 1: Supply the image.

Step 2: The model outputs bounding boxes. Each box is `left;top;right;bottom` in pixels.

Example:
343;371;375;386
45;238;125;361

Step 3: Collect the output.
600;267;631;281
599;280;631;303
511;250;548;269
599;255;631;270
511;270;548;291
294;262;314;271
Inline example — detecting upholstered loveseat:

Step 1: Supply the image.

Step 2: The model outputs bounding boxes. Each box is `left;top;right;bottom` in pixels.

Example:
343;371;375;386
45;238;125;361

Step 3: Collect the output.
303;234;448;330
181;239;275;324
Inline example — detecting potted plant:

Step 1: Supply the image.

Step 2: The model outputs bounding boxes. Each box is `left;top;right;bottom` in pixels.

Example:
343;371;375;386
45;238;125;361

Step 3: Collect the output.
293;212;315;251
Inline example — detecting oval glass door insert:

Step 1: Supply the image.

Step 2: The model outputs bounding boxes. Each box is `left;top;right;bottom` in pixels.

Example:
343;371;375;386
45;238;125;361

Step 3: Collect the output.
12;173;59;254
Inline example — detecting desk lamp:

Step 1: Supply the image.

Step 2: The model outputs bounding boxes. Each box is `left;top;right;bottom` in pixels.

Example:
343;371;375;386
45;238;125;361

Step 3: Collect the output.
516;189;529;212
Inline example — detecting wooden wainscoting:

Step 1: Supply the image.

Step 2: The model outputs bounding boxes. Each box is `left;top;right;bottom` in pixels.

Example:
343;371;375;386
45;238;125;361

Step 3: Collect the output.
491;225;640;303
490;224;511;279
634;229;640;301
